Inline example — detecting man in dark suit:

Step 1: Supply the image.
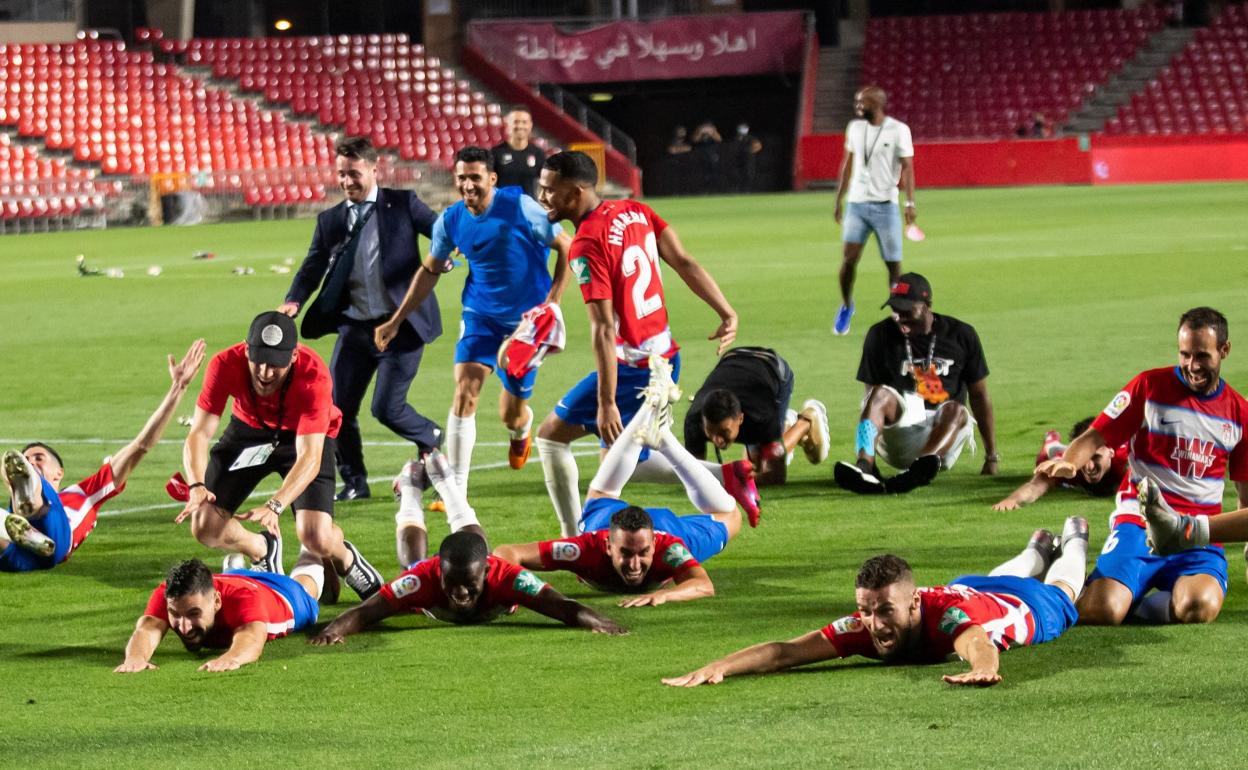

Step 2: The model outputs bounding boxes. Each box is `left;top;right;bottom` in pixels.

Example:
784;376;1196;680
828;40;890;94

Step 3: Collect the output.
279;136;442;501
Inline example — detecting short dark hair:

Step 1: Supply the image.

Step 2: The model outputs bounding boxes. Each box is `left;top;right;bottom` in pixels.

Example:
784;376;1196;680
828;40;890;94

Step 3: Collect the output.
165;559;215;600
1179;306;1228;346
542;151;598;186
21;442;63;469
702;390;742;424
336;136;378;164
609;506;654;534
1069;417;1095;440
439;531;489;567
455;145;495;171
855;555;913;590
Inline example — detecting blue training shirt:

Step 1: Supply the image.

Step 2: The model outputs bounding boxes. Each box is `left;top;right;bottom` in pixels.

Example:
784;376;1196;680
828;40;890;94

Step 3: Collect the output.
430;186;559;321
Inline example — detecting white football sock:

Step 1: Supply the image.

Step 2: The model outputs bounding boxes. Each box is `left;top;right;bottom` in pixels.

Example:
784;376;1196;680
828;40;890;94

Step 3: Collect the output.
429;466;481;532
1043;534;1088;598
509;406;534;440
290;548;326;601
630;452;724;484
588;405;654;497
446;411;477;493
1132;590;1172;623
537;437;582;537
658;431;735;514
394;481;426;529
988;547;1048;579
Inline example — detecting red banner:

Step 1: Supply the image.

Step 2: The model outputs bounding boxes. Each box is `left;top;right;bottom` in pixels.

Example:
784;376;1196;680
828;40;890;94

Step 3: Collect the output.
465;12;806;84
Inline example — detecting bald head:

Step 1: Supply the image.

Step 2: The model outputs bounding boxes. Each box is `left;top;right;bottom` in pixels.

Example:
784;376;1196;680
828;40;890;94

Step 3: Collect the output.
854;86;887;123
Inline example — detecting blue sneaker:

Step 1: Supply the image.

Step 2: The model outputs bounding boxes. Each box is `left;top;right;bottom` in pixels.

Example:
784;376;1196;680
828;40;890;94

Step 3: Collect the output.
832;303;854;336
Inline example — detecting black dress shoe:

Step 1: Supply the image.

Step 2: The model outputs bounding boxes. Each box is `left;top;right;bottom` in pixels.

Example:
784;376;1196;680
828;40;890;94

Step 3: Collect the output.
335;484;371;502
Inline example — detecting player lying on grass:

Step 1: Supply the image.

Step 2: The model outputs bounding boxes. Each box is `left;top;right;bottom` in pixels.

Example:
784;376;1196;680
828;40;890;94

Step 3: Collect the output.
992;418;1127;510
390;450;490;568
663;517;1087;688
1035;307;1248;625
310;531;627;644
493;357;748;606
115;555;325;673
1;339;205;572
1141;478;1248;583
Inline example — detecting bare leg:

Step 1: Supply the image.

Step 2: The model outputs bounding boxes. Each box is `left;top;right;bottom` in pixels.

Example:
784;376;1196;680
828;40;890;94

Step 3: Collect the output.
856;386;903;469
915;401;969;459
294;510;349;573
1170;574;1224;624
189;503;266;561
839;241;866;307
1075;578;1134;626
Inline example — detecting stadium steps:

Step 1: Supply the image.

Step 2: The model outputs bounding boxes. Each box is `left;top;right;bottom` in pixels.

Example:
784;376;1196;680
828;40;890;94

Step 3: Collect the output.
1064;26;1197;133
813;46;862;133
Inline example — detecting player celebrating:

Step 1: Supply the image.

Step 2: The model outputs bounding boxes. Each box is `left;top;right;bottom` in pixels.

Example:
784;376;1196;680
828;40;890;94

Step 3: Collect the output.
663;518;1088;688
992;419;1127;510
1;340;205;572
375;146;571;503
534;150;740;536
310;531;627;644
492;359;745;606
1037;307;1248;625
115;556;324;673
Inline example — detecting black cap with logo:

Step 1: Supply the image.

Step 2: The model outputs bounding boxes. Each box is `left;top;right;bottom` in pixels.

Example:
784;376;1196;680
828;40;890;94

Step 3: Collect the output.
246;311;297;366
881;272;933;313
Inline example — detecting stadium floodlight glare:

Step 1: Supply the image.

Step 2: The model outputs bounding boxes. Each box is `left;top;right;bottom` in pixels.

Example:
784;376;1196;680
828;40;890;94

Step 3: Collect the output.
274;19;293;31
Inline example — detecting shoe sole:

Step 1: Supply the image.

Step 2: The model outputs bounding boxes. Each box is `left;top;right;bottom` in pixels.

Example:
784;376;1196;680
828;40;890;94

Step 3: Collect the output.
800;400;830;464
3;451;43;518
5;513;55;557
833;461;885;494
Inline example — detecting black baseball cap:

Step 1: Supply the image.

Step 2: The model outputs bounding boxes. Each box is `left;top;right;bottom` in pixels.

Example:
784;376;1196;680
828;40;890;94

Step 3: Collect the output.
246;311;297;366
882;273;933;312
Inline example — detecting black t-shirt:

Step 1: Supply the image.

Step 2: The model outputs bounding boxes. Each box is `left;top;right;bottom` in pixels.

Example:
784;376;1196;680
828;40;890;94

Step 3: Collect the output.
492;142;545;198
856;313;988;407
684;347;791;455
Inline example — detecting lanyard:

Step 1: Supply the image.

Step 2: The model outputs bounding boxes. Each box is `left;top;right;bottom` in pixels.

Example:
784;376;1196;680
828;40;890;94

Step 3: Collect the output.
862;121;885;170
904;334;937;375
245;369;294;446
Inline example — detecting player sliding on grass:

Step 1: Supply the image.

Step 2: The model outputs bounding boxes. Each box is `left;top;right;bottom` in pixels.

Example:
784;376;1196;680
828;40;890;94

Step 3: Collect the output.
1;339;205;572
115;556;324;673
534;150;742;537
310;531;627;644
992;419;1128;510
664;518;1087;688
1036;307;1248;625
493;357;747;606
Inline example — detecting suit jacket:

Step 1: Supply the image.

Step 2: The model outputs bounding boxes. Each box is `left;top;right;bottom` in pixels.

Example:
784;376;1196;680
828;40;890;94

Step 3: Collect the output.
286;187;441;344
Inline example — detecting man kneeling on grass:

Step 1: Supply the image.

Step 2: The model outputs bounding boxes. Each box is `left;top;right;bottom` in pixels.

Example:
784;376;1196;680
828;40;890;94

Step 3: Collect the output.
310;531;628;644
664;517;1087;688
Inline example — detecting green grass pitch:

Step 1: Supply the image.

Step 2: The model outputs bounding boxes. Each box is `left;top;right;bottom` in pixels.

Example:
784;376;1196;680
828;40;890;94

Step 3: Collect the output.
3;182;1248;768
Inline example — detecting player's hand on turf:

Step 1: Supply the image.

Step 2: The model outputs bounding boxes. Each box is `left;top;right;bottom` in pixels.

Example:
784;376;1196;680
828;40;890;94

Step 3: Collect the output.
598;402;624;445
709;314;738;356
238;506;281;537
619;592;667;608
310;629;346;646
277;301;300;317
199;657;243;673
174;486;216;524
373;320;400;352
942;669;1001;687
589;617;630;636
981;456;999;476
1035;459;1077;480
991;497;1021;512
113;659;158;673
169;338;207;389
662;665;726;687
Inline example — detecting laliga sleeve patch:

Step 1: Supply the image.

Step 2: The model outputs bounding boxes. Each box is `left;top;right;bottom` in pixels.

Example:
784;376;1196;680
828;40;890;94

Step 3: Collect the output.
512;569;548;597
390;574;421;599
551;541;581;562
662;542;694;568
939;606;971;635
832;616;864;635
1103;390;1131;419
571;256;591;285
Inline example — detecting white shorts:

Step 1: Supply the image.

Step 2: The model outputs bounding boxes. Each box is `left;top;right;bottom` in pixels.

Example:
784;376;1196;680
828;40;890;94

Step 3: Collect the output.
866;386;976;470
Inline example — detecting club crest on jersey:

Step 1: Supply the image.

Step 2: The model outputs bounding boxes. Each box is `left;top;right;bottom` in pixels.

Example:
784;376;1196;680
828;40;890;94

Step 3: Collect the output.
571;256;590;285
663;543;693;568
939;606;971;635
1104;391;1131;419
551;542;581;562
513;569;547;597
391;574;421;598
1224;422;1234;446
832;616;863;635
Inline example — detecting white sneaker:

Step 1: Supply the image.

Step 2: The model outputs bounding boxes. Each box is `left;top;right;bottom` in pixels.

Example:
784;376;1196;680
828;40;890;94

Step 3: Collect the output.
782;410;798;466
2;450;45;518
392;458;428;500
4;510;55;558
424;450;454;488
799;399;830;464
637;354;682;447
222;552;248;571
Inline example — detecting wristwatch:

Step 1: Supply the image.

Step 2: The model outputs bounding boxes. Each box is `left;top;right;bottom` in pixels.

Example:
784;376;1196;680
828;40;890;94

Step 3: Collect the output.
264;498;284;515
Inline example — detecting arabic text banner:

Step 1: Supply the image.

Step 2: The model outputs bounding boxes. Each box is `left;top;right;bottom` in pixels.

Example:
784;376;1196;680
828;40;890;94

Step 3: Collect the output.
465;11;806;84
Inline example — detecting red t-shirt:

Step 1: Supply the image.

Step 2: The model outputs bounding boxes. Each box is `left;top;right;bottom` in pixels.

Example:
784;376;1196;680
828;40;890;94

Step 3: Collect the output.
379;555;550;623
59;460;125;557
144;574;298;648
197;342;342;438
819;584;1039;663
536;530;698;593
570;199;679;367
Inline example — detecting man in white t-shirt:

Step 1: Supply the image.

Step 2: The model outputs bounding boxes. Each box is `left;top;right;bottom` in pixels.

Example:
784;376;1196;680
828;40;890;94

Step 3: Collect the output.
832;87;916;336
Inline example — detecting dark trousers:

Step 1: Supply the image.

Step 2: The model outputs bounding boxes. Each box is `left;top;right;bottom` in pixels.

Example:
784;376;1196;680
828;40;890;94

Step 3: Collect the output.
330;318;442;487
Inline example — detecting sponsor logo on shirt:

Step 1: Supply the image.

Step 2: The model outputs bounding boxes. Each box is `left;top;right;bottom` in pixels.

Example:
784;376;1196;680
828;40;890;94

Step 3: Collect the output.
832;616;863;635
662;543;693;568
551;542;581;562
513;569;547;597
391;574;421;599
1171;437;1216;478
571;256;590;285
939;606;971;635
1104;391;1131;419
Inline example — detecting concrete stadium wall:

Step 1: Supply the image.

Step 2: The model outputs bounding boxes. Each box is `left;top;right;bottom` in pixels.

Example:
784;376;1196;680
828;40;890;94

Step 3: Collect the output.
0;22;78;43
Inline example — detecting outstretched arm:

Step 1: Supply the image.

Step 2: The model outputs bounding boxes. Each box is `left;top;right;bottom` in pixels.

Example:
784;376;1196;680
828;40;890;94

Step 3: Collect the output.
967;378;998;476
114;615;169;673
200;621;267;672
492;542;545;570
992;473;1058;511
544;231;572;306
943;625;1001;687
1037;427;1106;481
109;339;206;487
375;259;443;351
310;593;398;645
618;564;714;608
530;587;629;635
655;227;738;355
662;629;835;687
900;156;916;225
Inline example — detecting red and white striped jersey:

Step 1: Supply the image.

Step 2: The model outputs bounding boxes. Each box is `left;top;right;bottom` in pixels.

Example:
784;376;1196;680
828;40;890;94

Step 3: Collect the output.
1091;366;1248;523
570;199;680;367
144;574;298;647
58;460;124;560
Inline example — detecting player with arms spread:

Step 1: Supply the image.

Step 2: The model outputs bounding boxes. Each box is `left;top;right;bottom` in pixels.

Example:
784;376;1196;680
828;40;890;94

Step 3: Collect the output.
1;340;205;572
534;150;740;536
1037;307;1248;625
310;531;627;643
993;419;1128;510
664;521;1087;689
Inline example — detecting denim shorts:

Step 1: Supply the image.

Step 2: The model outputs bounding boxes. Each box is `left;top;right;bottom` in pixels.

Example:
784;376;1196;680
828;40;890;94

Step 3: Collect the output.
843;201;903;262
